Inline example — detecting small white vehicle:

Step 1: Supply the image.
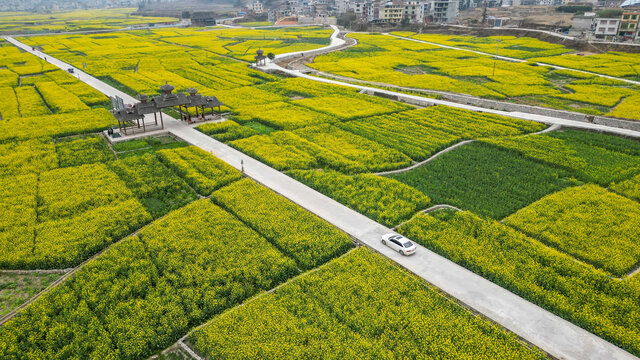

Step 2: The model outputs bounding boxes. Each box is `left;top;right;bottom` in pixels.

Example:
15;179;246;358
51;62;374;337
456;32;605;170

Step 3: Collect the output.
381;233;416;256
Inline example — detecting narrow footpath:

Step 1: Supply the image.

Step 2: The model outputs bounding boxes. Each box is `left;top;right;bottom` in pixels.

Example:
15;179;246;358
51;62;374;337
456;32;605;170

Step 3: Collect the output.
4;36;639;360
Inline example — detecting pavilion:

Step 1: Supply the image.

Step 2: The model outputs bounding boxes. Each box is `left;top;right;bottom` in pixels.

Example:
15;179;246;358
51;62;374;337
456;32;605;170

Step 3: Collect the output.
111;84;225;135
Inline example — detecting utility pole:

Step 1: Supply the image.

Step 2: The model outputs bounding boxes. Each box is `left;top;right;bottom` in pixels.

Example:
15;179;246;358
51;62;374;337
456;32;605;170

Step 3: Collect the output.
492;39;501;77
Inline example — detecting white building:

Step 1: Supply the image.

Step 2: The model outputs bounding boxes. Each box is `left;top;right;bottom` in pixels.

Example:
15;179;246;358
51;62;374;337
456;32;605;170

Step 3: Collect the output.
429;0;458;23
595;18;621;39
250;1;264;13
403;0;427;23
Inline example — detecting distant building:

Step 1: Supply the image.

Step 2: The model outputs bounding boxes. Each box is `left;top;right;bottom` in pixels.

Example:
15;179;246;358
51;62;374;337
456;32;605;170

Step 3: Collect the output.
488;16;510;27
250;1;265;13
404;0;427;23
619;10;640;38
381;0;404;22
595;17;620;39
191;12;217;27
429;0;458;23
569;13;595;36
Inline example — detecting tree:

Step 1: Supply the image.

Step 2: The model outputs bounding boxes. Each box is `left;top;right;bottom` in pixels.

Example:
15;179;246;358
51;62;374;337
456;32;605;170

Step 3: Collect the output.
267;52;275;60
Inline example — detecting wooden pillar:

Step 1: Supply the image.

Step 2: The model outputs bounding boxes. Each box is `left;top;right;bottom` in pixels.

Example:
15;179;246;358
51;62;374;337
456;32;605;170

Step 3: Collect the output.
178;106;184;122
142;117;146;132
154;112;158;125
137;118;141;129
159;111;164;129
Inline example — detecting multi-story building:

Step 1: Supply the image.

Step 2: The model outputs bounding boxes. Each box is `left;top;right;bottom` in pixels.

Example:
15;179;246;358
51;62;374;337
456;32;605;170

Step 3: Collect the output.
595;17;620;39
403;0;426;23
381;0;404;22
429;0;458;23
569;13;596;36
619;10;640;38
250;1;264;13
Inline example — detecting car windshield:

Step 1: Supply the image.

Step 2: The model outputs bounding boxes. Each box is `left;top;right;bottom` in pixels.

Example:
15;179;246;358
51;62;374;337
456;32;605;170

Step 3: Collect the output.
403;241;413;248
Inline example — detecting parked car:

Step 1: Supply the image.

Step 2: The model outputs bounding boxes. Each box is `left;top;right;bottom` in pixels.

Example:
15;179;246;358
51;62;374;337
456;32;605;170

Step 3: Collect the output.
67;68;74;74
381;233;416;255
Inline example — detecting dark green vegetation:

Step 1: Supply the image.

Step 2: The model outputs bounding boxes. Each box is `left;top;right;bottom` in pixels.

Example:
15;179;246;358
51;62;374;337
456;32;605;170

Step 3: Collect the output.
111;135;188;158
484;132;640;186
389;142;577;219
108;154;199;218
54;134;115;167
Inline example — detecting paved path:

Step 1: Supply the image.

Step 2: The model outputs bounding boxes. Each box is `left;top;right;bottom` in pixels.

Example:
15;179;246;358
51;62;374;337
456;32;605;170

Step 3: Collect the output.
5;37;639;360
386;33;640;86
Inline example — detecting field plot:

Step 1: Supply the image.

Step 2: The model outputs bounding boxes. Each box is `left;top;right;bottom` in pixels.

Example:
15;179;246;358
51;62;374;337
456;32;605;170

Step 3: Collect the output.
308;33;640;119
612;173;640;201
54;134;115;167
111;135;189;158
0;272;60;317
0;199;299;359
18;31;280;100
0;39;110;122
389;142;576;219
212;178;354;270
108;154;199;218
289;169;431;227
391;32;570;59
0;138;58;176
191;248;544;360
0;8;178;34
504;185;640;276
484;131;640;185
148;26;333;61
231;124;412;173
157;146;242;196
398;210;640;356
530;51;640;81
338;106;545;161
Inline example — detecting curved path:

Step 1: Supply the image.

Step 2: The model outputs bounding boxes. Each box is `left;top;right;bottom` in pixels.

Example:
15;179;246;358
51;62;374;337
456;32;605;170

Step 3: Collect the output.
386;33;640;86
4;37;639;360
392;204;462;231
376;124;562;176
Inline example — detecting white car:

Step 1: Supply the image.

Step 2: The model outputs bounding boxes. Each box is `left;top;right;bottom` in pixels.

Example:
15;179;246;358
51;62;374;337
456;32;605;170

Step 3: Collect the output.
381;233;416;255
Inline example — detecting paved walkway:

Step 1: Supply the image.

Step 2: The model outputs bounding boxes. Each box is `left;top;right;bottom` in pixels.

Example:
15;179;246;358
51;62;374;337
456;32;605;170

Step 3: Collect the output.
5;37;639;360
386;33;640;86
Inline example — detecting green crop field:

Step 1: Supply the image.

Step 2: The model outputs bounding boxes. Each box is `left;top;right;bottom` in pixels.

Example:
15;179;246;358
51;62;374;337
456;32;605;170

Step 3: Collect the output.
389;142;577;219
